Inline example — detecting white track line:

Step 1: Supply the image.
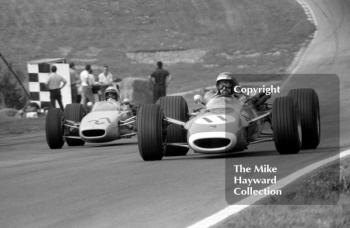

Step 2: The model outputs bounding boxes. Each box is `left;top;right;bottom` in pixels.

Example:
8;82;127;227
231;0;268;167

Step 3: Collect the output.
282;0;319;88
296;0;318;27
188;149;350;228
186;1;341;227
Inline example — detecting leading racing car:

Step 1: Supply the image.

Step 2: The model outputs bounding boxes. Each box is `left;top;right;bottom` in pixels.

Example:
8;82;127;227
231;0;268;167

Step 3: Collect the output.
45;88;137;149
136;88;320;161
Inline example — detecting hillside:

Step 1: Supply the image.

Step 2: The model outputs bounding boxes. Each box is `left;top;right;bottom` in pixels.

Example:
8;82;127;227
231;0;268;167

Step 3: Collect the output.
0;0;315;92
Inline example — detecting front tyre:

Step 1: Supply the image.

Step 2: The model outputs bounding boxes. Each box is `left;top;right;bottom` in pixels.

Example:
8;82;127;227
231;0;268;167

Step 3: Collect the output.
272;96;301;154
137;104;165;161
64;104;86;146
288;88;320;149
157;96;189;156
46;108;64;149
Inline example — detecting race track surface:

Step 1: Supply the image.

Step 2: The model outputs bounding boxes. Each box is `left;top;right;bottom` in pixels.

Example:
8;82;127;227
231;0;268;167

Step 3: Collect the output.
0;0;349;227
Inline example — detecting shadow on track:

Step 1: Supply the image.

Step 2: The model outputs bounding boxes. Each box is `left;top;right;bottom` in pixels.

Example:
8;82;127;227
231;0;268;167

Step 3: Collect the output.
87;141;138;148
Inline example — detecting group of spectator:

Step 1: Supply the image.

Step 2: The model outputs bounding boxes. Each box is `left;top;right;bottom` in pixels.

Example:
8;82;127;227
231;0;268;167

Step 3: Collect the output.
46;61;172;110
71;63;116;106
46;63;117;110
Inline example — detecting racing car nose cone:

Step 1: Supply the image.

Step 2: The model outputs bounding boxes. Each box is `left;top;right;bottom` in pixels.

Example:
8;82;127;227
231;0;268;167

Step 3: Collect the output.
189;132;237;153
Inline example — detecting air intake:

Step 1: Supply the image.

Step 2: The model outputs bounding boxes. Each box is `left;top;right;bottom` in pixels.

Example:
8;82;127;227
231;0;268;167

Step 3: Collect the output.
194;138;230;148
82;129;105;137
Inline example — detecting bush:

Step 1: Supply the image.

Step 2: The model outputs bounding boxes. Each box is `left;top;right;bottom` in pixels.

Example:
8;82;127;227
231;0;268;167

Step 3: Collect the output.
0;64;27;109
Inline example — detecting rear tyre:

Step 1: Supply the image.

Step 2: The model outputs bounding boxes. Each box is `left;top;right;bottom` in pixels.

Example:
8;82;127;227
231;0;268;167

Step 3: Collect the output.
137;104;165;161
157;96;189;156
64;104;86;146
46;108;64;149
288;88;320;149
272;96;301;154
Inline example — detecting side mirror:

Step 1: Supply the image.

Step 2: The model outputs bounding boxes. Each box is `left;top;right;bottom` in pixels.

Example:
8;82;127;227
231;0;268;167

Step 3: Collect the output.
194;94;204;105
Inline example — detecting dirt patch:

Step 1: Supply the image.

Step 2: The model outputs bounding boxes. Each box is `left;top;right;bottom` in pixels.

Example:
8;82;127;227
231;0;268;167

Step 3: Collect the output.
217;51;263;60
126;49;207;65
56;46;72;56
75;46;102;58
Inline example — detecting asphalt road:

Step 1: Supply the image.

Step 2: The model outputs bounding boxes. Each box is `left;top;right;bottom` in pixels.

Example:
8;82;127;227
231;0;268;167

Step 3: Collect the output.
0;0;349;227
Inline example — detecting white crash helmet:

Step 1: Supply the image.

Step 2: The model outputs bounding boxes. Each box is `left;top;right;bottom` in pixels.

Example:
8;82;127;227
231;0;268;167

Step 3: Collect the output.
105;86;119;101
216;72;238;85
216;72;239;94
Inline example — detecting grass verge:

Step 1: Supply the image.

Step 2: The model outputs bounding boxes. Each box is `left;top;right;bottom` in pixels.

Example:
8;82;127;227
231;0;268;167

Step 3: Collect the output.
0;117;45;137
217;157;350;228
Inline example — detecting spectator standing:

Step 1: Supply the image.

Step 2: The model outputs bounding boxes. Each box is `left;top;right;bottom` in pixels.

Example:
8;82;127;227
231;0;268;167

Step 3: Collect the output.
80;64;95;107
90;68;100;102
46;65;67;110
69;62;80;103
149;61;172;103
98;65;114;100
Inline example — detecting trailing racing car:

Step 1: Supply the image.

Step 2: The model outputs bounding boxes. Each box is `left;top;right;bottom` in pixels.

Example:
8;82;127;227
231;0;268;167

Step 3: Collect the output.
45;100;137;149
136;88;320;161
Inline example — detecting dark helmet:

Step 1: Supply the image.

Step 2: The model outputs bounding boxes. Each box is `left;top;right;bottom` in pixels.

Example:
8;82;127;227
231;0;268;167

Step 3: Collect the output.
105;86;119;101
216;72;238;96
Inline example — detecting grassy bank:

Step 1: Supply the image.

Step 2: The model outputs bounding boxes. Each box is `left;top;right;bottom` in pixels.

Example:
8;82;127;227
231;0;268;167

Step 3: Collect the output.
217;158;350;228
0;0;315;136
0;117;45;137
0;0;315;93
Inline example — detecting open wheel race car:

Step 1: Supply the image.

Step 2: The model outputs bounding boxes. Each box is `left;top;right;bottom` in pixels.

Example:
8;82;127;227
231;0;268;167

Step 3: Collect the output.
136;88;320;161
45;101;137;149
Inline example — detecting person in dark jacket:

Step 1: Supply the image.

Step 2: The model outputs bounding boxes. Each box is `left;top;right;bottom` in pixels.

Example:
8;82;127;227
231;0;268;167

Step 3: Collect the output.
149;61;172;103
69;62;80;103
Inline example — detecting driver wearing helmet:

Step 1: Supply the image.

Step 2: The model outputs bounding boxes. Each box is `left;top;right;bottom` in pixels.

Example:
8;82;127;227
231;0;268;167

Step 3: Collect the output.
203;72;247;103
215;72;239;97
104;86;119;102
104;86;138;115
214;72;271;109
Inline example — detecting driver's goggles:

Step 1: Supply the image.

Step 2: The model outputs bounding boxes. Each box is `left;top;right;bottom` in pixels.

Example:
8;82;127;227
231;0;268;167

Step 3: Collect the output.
217;81;233;89
106;92;116;98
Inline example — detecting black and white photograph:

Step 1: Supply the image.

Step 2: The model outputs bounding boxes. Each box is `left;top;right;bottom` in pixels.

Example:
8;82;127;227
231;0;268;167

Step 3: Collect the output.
0;0;349;227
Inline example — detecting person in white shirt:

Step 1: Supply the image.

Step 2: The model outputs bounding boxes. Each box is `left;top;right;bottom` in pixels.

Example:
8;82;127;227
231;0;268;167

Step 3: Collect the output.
98;65;114;100
46;65;67;110
80;64;95;107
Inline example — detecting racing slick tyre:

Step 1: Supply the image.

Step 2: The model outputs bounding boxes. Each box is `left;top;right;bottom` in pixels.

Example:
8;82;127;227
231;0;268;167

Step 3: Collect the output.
157;96;189;156
64;104;86;146
288;88;320;149
46;108;64;149
137;104;165;161
272;96;301;154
